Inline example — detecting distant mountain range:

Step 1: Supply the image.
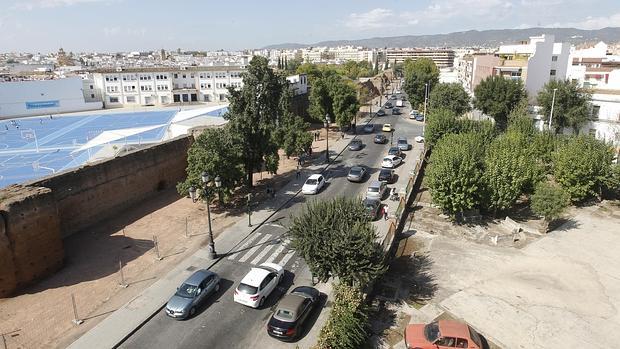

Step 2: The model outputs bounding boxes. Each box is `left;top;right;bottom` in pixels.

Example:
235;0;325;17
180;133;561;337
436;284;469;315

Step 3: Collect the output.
262;27;620;49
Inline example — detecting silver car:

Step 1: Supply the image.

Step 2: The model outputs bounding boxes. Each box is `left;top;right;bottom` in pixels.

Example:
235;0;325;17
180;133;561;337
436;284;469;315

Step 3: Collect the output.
366;180;387;200
347;166;367;182
165;269;220;319
397;137;411;151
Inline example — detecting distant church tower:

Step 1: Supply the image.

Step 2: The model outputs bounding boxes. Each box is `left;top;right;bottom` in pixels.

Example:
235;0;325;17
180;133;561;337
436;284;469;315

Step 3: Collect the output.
57;48;74;66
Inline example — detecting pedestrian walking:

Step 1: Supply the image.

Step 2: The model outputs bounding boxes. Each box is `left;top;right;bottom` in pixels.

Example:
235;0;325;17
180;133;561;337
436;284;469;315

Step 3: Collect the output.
296;165;301;179
383;205;389;221
308;146;312;156
340;131;344;139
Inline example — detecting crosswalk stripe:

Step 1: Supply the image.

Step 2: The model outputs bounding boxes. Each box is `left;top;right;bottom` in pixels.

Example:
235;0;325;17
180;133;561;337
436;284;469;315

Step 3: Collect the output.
264;239;290;264
250;240;280;265
238;234;272;263
227;233;263;260
278;248;296;267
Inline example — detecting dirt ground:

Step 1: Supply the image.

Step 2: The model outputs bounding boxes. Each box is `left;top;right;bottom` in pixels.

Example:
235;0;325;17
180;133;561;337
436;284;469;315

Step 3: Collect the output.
0;127;341;349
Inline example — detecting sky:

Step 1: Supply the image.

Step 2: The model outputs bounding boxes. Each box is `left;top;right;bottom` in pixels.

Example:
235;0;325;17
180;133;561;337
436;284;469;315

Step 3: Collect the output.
0;0;619;53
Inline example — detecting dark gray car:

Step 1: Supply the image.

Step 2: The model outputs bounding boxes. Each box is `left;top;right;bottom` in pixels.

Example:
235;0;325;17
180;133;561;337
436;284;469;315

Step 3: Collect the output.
347;166;367;182
363;123;374;133
363;198;381;220
165;269;220;319
348;139;363;151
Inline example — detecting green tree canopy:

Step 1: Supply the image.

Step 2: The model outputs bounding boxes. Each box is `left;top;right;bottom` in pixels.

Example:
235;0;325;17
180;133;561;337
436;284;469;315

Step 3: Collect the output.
473;76;527;131
427;132;487;217
340;60;373;80
225;56;289;187
289;197;386;286
537;79;592;134
177;128;244;202
553;134;615;202
423;108;460;147
274;114;313;158
315;284;368;349
530;182;570;233
402;58;440;107
429;82;472;116
331;80;360;128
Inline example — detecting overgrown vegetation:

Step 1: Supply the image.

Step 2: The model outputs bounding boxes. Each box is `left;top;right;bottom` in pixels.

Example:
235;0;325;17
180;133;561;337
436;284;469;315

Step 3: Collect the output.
530;182;570;233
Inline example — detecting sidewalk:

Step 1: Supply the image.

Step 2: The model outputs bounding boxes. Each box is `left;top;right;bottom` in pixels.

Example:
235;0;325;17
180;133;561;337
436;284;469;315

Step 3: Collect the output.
68;121;358;349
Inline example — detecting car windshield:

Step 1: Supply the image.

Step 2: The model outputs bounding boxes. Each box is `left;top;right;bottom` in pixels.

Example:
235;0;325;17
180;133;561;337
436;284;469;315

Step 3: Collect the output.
350;140;361;145
349;168;362;175
275;309;295;320
237;283;258;295
305;179;318;185
380;170;391;177
175;283;199;298
368;187;379;193
398;139;407;144
424;322;440;342
383;157;392;162
375;135;383;139
469;326;483;347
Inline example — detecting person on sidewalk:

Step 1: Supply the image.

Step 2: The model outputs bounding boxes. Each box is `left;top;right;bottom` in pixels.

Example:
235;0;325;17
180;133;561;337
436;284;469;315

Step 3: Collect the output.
296;165;301;180
383;205;389;221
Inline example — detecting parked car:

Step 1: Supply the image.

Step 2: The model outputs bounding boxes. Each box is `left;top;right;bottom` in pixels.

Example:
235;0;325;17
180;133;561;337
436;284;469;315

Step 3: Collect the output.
363;123;375;133
382;124;393;132
267;286;320;341
382;155;402;168
401;96;407;101
348;139;363;151
396;100;404;108
302;174;325;195
234;263;284;308
165;270;220;319
388;146;402;157
409;109;419;119
378;168;395;183
366;180;388;200
415;114;425;122
363;198;382;220
347;166;367;182
384;102;393;109
392;108;401;115
397;137;411;151
415;136;425;143
404;320;483;349
390;95;397;100
374;134;388;144
376;109;386;116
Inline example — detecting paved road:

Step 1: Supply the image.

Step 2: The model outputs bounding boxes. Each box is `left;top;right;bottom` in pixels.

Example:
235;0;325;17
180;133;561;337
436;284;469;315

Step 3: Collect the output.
120;93;423;349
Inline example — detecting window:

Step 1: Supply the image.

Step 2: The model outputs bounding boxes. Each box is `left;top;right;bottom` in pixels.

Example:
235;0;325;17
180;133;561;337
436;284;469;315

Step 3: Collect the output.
126;96;136;103
552;56;558;62
174;73;178;78
109;96;119;103
591;105;600;120
90;94;95;98
550;69;556;76
456;338;468;348
89;85;94;89
182;74;186;78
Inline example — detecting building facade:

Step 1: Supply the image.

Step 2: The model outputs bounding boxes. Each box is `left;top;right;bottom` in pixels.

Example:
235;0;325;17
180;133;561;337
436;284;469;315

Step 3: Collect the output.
384;49;456;68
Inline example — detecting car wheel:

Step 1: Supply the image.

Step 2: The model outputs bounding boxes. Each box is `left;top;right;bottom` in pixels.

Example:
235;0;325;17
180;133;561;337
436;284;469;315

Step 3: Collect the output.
214;282;220;293
189;307;196;317
259;297;265;307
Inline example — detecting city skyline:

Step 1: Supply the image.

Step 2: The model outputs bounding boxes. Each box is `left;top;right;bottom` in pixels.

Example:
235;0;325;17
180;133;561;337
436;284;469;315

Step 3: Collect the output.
0;0;619;52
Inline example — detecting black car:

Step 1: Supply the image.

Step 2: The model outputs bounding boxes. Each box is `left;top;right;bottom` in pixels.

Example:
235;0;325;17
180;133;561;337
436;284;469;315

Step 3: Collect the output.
376;109;386;116
384;102;393;109
363;123;374;133
378;169;395;183
348;139;363;151
374;134;388;144
388;146;402;157
267;286;321;341
363;198;382;221
392;108;401;115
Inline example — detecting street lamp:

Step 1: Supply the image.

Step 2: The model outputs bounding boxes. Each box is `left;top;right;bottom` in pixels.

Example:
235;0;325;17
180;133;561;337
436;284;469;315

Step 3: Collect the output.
188;171;221;259
422;82;429;135
246;193;252;227
549;88;558;132
324;114;331;163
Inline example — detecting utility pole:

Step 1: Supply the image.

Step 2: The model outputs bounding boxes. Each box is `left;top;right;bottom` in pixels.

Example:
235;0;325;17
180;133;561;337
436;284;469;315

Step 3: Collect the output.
549;88;558;132
422;82;429;135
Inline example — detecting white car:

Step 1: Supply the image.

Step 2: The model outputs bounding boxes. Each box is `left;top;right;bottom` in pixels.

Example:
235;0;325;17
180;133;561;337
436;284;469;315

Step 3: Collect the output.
234;262;284;308
409;110;419;119
302;174;325;195
382;155;403;168
415;136;425;143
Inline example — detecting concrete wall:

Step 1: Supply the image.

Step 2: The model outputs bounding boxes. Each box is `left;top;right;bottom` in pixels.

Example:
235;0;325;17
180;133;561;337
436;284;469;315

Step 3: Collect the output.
0;135;193;296
0;77;103;119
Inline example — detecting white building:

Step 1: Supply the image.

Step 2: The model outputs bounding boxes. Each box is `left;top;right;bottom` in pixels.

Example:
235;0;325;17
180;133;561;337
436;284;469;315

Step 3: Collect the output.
286;74;308;95
91;66;245;108
495;35;570;101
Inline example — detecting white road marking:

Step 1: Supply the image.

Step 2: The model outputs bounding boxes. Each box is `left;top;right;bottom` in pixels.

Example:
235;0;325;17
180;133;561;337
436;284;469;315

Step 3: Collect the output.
264;238;290;264
250;239;279;265
227;233;263;260
238;234;272;263
278;248;296;267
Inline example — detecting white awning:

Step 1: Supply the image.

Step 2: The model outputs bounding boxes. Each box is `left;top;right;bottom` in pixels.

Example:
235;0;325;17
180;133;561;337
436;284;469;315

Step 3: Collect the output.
74;124;166;152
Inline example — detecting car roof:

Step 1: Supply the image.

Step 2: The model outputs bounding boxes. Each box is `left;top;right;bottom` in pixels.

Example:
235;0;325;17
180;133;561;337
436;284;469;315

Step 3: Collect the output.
369;180;382;187
384;155;398;160
308;174;322;180
398;136;407;140
438;320;472;338
363;197;381;204
274;294;305;321
383;123;391;126
350;165;364;170
240;267;271;287
380;168;392;173
184;269;215;286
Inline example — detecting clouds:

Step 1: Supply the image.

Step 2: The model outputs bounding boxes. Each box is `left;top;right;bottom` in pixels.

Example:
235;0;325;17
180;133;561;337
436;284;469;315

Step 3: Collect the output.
103;26;147;38
13;0;111;10
560;12;620;29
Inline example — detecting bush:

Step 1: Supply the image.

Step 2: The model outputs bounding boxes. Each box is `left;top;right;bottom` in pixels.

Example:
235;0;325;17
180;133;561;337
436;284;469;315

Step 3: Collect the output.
531;182;570;233
314;284;368;349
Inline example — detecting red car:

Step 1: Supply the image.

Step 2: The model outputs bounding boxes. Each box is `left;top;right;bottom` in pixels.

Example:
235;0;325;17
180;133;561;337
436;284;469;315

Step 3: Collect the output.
405;320;483;349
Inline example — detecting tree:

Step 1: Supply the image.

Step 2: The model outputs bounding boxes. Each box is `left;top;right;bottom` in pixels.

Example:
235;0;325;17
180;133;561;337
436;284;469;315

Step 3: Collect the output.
427;132;487;218
177;128;244;202
507;100;536;136
315;284;368;349
530;182;570;233
483;131;542;213
553;134;615;202
473;76;527;131
373;59;379;75
428;82;471;116
277;57;282;70
423;108;460;147
289;197;386;286
331;81;360;128
537;79;591;134
275;114;313;158
296;62;322;81
225;56;289;188
402;58;440;107
309;75;335;122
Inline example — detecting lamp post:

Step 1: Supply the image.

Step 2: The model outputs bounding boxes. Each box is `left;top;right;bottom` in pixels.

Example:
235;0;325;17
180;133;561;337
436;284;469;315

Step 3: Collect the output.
246;193;252;227
549;88;558;132
422;82;429;135
390;128;395;145
324;114;331;163
188;171;222;259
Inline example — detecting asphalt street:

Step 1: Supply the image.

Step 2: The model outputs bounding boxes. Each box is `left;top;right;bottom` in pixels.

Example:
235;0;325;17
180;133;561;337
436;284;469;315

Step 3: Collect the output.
120;91;424;349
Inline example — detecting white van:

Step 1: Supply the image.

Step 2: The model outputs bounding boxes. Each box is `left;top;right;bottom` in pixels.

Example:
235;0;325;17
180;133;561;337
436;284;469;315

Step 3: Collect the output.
396;100;403;108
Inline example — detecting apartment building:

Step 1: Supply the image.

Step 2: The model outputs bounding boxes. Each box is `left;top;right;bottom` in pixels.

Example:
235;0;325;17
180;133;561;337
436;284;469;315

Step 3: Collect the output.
494;34;570;100
91;66;245;108
383;49;456;68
